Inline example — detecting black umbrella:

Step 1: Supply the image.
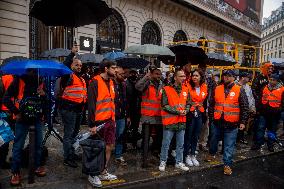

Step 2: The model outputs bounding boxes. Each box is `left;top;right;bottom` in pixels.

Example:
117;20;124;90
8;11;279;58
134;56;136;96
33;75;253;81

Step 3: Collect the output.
78;53;104;64
2;56;28;66
168;43;208;66
40;48;71;58
115;57;150;69
30;0;113;27
206;52;236;66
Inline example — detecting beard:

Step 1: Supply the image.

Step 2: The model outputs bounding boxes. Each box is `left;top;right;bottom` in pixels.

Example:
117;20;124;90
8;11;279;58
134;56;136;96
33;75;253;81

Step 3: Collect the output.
107;71;115;78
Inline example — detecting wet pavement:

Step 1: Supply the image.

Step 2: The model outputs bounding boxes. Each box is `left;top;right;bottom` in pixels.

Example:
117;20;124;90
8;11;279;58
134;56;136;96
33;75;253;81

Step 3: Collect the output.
118;151;284;189
0;124;284;189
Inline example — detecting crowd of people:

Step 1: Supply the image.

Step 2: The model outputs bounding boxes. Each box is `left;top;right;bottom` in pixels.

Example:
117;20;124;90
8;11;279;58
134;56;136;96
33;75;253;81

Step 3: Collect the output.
0;46;284;187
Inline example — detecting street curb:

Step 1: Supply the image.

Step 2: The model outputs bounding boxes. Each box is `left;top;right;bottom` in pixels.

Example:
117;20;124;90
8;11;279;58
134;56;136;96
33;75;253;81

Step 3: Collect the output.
103;149;284;188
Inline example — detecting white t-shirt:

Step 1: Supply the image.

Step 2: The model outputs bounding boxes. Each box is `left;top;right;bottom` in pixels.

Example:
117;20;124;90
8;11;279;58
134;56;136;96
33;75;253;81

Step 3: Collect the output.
195;87;200;96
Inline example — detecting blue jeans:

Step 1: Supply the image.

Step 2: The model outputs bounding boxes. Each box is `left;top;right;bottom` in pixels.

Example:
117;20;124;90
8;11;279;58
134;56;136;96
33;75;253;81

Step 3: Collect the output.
60;109;82;160
160;129;185;164
11;120;43;173
185;116;203;155
209;122;238;166
115;118;126;159
255;115;280;147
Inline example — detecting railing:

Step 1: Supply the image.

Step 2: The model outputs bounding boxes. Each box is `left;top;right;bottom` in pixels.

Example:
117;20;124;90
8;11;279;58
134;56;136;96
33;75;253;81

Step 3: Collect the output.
170;39;263;67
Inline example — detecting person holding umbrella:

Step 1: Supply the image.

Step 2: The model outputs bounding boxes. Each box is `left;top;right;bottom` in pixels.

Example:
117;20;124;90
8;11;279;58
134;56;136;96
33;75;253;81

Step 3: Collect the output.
59;57;87;168
3;69;47;186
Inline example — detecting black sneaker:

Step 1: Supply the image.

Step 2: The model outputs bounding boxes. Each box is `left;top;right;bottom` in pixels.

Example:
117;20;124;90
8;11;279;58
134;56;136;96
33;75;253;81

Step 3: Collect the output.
64;159;78;168
251;144;261;150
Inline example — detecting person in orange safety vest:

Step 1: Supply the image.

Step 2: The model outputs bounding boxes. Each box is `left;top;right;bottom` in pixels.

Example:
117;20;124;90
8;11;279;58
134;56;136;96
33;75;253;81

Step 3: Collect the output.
135;66;163;157
207;70;249;176
59;58;87;168
257;73;284;152
88;60;118;184
3;69;47;185
0;74;14;170
159;69;191;172
184;69;208;167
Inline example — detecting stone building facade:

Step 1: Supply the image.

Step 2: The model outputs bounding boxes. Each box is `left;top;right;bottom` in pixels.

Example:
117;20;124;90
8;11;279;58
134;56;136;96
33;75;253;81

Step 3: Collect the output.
0;0;263;66
261;2;284;62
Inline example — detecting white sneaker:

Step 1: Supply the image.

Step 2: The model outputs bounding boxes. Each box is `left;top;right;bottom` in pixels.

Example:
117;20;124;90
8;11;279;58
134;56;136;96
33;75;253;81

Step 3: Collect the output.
171;150;176;157
175;162;189;171
159;161;166;171
88;175;102;187
185;155;193;166
191;155;200;166
99;172;117;181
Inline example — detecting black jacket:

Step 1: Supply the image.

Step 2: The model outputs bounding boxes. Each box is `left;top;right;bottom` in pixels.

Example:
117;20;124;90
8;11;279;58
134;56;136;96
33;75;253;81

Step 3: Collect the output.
208;82;249;127
252;74;269;111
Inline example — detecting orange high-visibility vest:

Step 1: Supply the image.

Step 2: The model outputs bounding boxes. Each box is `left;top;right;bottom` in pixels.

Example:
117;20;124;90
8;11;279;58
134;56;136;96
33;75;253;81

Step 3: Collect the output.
189;83;208;112
161;85;188;126
141;84;161;116
1;75;14;111
214;84;241;123
261;86;284;108
61;73;87;103
13;79;44;119
93;75;115;122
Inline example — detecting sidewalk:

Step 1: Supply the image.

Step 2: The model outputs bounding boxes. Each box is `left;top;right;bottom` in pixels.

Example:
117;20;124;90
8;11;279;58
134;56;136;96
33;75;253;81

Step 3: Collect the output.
0;124;283;189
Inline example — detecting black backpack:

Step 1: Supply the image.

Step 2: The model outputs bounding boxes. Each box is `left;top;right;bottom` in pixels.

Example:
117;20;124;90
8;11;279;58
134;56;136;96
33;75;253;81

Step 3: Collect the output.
80;137;105;176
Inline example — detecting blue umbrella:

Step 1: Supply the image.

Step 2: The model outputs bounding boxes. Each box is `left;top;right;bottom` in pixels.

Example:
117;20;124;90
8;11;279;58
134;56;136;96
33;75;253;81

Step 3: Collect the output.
103;51;126;60
0;60;72;77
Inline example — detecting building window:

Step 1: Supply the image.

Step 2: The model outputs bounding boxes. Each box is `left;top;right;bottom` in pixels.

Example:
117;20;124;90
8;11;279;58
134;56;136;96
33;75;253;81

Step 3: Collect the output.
275;52;277;58
276;38;278;47
279;50;282;58
271;40;274;49
280;37;283;46
267;54;270;61
264;55;266;61
271;53;273;58
268;42;270;50
141;21;161;45
173;30;187;42
96;9;125;53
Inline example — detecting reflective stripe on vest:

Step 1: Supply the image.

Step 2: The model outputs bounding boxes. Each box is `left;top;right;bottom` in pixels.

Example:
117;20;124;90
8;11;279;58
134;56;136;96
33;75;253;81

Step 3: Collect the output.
62;73;87;103
261;86;284;108
141;84;161;116
161;85;188;126
93;75;115;121
1;75;14;111
214;84;241;123
189;83;208;112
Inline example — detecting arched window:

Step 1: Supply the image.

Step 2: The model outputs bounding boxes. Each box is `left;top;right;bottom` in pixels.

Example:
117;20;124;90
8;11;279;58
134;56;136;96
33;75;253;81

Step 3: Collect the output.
96;10;125;53
141;21;161;45
173;30;187;42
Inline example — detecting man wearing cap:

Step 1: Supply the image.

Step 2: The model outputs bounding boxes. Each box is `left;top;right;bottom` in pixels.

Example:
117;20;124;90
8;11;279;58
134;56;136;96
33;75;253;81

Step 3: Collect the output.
257;74;284;152
207;70;249;176
237;72;256;144
251;62;274;150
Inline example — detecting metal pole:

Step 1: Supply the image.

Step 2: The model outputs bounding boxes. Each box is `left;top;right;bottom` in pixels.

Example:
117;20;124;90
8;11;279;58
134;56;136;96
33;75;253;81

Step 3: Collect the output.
28;124;35;184
142;123;150;168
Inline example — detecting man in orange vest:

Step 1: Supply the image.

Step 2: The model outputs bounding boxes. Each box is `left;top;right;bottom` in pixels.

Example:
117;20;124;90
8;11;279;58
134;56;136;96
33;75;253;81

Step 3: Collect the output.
0;74;14;169
257;74;284;152
59;58;87;168
207;70;249;176
88;60;117;187
159;69;190;172
3;69;47;185
135;66;163;157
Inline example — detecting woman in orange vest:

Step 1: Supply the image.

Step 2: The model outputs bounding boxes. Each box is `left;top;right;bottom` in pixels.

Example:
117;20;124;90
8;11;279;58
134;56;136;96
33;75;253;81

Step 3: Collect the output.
159;69;191;172
184;69;207;167
258;74;284;152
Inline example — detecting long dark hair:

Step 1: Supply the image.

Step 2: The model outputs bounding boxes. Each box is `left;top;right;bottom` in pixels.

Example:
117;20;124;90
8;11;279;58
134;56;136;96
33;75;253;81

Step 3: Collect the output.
190;68;205;88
